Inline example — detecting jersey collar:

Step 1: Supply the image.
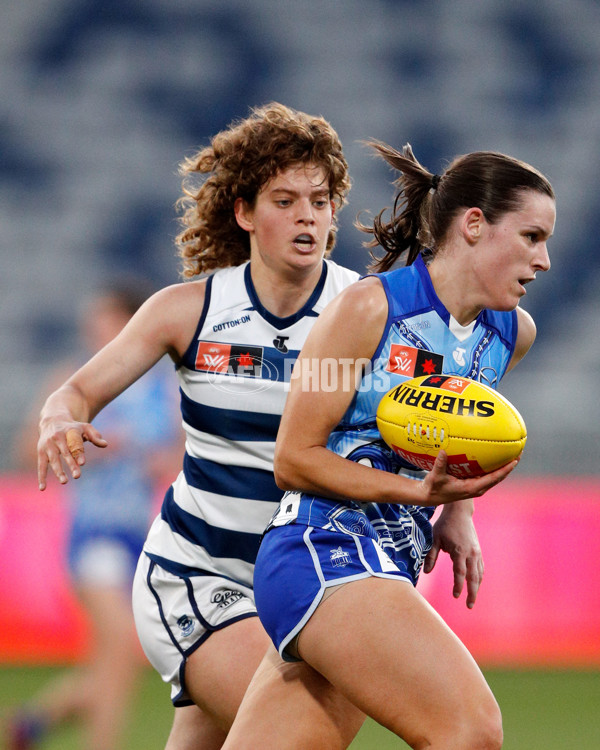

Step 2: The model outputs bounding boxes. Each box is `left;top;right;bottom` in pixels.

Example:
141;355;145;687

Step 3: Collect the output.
244;261;328;330
414;254;483;329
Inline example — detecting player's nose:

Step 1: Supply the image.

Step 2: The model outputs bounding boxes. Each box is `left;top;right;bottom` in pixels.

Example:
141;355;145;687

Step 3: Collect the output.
535;242;551;272
296;198;316;224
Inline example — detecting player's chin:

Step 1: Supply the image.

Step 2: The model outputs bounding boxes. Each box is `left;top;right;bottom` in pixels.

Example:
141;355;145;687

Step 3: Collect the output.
289;248;325;269
495;292;522;312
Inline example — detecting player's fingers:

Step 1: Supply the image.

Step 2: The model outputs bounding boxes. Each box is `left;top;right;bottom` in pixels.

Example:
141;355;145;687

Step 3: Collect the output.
81;424;108;449
450;548;467;599
43;444;71;485
423;538;441;574
47;429;84;482
465;555;483;609
468;459;518;497
427;450;449;486
432;450;448;474
37;453;50;491
66;428;85;463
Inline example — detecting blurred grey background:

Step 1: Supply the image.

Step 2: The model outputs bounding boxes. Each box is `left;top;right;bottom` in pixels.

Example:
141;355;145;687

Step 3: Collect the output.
1;0;598;475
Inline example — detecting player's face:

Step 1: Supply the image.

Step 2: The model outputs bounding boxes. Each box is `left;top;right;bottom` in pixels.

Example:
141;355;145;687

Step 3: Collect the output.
236;163;334;277
475;190;555;311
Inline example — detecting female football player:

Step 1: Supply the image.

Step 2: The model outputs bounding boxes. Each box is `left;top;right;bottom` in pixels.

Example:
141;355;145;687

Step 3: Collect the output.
35;103;366;750
222;142;555;750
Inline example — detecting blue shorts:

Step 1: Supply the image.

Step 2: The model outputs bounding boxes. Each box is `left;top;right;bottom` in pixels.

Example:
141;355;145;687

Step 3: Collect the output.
68;525;146;588
254;524;414;661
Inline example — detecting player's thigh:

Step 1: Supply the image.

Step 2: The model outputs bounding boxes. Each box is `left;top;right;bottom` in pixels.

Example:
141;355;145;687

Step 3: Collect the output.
132;554;263;715
167;704;227;750
298;576;500;746
184;616;271;730
222;646;365;750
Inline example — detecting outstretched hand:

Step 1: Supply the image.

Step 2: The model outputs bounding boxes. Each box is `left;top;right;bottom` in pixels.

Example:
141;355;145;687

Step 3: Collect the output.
423;501;484;608
418;450;518;507
37;422;107;491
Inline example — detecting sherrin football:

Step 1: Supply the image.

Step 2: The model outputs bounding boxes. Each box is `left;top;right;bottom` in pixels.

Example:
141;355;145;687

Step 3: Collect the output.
376;374;526;478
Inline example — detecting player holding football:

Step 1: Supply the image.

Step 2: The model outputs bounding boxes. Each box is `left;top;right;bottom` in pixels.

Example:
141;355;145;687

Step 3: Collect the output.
35;107;535;748
222;143;555;750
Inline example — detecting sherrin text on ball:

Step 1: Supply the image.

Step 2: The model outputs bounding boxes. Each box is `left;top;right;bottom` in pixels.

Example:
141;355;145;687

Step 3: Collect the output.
376;374;526;478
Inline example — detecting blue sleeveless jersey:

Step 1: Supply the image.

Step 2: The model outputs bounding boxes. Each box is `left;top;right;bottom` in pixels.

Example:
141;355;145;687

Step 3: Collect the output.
270;255;517;582
142;260;359;588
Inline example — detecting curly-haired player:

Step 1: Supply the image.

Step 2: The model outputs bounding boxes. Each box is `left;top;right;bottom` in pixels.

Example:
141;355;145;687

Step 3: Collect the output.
36;103;364;748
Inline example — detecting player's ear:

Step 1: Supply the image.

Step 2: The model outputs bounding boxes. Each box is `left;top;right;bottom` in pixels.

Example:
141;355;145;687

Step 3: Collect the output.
461;207;484;245
234;197;254;232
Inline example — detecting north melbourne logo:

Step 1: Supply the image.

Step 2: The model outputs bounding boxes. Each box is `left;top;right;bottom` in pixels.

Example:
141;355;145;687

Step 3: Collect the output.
330;546;352;568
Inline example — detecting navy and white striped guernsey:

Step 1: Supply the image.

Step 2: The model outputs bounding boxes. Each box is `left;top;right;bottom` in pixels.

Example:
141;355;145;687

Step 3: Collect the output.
142;259;359;588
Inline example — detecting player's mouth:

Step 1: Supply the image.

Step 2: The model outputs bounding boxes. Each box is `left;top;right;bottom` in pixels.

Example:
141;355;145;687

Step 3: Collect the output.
518;276;536;292
292;233;316;252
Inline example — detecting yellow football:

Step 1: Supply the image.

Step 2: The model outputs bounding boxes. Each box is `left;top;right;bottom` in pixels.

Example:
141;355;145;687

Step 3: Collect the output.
376;374;526;478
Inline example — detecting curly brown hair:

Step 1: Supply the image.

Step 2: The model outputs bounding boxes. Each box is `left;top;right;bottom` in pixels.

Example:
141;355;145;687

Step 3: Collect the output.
175;102;351;278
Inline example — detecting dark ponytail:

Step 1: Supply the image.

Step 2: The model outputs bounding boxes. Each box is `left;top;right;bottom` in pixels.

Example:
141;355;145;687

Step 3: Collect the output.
359;141;554;273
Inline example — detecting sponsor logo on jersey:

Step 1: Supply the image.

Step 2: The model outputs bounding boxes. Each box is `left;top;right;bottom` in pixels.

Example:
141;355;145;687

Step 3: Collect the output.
452;346;466;366
479;366;498;388
212;589;246;609
330;546;352;567
195;341;263;376
212;314;251;332
273;335;289;353
386;344;443;377
177;614;195;636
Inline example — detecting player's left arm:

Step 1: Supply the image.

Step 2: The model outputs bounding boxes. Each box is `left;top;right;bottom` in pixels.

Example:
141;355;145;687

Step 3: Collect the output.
423;499;483;608
435;307;535;604
422;307;533;605
506;306;536;372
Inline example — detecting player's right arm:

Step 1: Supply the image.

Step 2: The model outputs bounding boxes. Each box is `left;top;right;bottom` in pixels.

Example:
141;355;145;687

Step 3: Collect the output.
37;280;206;490
274;278;517;508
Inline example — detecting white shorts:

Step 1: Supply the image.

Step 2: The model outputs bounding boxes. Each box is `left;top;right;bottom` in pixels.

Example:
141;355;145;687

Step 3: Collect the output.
132;553;258;705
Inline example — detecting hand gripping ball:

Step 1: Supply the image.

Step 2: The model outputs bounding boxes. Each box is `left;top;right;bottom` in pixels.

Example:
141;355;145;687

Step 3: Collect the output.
376;374;526;478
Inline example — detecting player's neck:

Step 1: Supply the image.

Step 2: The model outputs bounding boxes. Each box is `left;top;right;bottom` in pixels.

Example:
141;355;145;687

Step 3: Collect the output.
428;254;481;327
250;259;324;318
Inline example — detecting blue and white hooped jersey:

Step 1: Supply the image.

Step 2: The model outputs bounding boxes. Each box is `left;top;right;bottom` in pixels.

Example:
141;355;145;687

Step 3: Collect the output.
143;259;359;588
270;254;518;582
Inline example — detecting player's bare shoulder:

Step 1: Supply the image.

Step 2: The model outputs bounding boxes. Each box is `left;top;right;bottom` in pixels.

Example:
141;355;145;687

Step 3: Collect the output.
507;306;537;371
326;274;387;323
307;274;388;360
138;277;209;362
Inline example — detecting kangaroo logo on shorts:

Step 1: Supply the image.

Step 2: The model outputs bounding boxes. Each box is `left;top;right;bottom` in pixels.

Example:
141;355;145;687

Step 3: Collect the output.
177;614;195;637
330;546;351;568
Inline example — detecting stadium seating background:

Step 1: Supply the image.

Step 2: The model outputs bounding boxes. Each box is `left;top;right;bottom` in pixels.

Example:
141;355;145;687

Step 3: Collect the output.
2;0;600;475
1;0;599;666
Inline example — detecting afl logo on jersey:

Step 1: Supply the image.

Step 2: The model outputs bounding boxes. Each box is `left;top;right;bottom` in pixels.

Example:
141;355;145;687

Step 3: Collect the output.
195;340;279;393
195;341;264;377
386;344;443;378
